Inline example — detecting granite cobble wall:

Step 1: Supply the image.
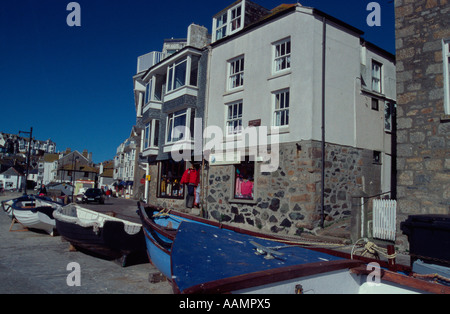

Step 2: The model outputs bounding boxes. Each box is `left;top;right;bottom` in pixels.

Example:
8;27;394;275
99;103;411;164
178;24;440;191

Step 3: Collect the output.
204;141;378;237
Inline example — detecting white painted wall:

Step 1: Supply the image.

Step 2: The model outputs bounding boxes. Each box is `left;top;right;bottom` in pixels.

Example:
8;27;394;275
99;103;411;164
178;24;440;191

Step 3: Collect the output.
206;6;395;155
0;173;22;190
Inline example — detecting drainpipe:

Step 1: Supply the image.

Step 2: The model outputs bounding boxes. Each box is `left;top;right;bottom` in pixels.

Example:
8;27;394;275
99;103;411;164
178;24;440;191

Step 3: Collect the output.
202;45;213;218
144;163;149;203
320;17;327;229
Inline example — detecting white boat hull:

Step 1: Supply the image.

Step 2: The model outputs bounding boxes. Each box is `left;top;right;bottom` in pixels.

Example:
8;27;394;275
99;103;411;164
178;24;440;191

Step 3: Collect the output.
2;200;14;218
13;209;56;236
234;268;422;294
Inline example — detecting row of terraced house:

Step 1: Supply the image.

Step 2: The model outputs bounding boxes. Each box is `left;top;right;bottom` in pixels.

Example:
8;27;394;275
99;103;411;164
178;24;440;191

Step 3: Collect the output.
118;0;396;239
118;0;449;247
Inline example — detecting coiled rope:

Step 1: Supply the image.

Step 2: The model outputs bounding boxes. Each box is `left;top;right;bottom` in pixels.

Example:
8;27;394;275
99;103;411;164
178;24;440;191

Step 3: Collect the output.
351;238;397;260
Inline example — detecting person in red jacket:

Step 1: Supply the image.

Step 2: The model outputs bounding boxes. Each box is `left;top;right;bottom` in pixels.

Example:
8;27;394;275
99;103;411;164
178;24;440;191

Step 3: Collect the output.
180;164;200;208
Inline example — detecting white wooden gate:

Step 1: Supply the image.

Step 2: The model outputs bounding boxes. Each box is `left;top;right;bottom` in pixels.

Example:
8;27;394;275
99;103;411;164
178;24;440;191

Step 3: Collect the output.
372;199;397;241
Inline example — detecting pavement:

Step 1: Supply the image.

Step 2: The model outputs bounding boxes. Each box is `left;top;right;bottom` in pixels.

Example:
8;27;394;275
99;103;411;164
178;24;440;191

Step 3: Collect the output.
0;192;173;294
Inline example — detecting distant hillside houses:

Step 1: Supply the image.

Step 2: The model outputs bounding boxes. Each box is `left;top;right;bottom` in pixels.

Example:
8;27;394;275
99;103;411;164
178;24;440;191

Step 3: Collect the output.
0;131;103;193
0;132;56;156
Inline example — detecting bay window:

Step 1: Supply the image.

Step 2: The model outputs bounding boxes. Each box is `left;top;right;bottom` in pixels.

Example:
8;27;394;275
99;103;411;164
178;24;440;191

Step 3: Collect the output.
144;120;160;150
165;55;199;93
144;76;163;104
167;108;195;143
167;59;187;92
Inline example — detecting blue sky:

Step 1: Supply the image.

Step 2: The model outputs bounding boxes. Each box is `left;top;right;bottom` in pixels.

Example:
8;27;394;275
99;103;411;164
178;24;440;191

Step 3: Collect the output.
0;0;394;164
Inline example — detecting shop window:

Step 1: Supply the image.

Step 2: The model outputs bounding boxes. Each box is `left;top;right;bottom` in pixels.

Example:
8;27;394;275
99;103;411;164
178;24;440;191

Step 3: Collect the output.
234;158;254;200
158;160;185;199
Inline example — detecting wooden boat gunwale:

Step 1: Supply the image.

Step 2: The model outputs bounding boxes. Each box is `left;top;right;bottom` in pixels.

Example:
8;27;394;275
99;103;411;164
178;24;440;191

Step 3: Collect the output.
350;266;450;295
174;259;365;294
174;258;450;294
142;228;172;255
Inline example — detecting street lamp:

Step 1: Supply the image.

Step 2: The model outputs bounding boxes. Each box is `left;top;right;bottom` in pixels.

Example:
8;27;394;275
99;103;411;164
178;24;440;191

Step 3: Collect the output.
71;155;79;203
19;127;33;195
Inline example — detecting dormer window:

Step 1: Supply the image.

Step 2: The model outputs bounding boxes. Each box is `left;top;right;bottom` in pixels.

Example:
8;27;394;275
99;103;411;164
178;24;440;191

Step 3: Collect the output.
230;5;242;32
212;2;245;42
216;13;227;41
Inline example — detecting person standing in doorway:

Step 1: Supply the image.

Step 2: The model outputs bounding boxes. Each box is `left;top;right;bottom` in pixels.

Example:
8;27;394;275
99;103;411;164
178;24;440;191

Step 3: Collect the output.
180;164;200;208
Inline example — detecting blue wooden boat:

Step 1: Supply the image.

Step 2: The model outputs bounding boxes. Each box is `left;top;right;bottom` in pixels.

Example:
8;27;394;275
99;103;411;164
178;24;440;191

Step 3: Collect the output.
138;203;450;294
171;222;450;294
137;202;222;278
137;202;301;279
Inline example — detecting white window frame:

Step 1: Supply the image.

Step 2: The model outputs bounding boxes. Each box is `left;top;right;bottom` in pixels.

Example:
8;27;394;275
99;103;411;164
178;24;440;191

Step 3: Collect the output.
166;108;195;143
144;76;163;105
226;101;243;135
273;38;291;73
143;120;159;150
215;12;227;41
145;80;152;104
273;89;290;127
166;58;188;93
230;4;242;33
443;39;450;115
144;123;151;150
371;60;382;93
228;56;244;90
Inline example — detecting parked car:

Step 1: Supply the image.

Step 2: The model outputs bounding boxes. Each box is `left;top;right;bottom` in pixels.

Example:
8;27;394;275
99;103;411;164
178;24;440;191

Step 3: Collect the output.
82;188;105;204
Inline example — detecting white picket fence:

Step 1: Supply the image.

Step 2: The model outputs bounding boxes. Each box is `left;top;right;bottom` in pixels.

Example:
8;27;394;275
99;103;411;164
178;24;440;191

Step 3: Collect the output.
372;199;397;241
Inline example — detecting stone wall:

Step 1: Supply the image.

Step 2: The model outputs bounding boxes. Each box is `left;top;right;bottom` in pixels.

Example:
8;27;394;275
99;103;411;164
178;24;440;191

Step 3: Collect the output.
395;0;450;249
203;140;381;237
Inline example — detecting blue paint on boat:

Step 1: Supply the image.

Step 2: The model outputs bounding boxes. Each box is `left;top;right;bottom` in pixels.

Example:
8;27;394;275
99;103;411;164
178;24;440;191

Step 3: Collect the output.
138;204;218;279
143;232;172;278
171;221;343;293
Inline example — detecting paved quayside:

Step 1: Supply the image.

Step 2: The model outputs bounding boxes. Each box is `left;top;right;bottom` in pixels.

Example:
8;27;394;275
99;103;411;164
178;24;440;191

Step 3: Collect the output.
0;192;173;294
